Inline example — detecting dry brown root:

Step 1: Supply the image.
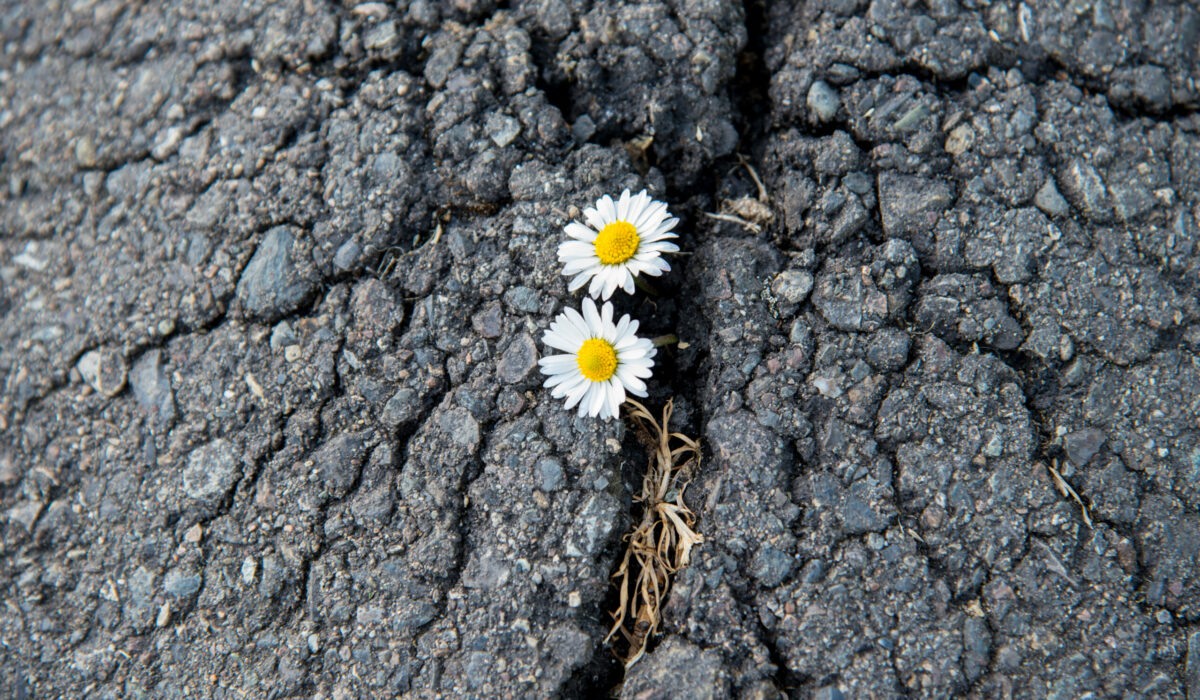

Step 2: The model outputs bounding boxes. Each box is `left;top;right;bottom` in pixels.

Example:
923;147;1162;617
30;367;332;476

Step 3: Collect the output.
605;398;703;668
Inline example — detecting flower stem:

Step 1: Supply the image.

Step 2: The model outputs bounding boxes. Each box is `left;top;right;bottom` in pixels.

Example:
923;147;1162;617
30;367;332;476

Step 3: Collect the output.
651;334;679;348
634;277;660;297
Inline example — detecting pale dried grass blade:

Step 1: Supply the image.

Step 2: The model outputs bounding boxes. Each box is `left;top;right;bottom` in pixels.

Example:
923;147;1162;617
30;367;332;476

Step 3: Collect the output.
607;398;702;667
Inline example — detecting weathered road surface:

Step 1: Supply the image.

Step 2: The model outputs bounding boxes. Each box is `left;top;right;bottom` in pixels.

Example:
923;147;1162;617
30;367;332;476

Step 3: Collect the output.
2;0;1199;697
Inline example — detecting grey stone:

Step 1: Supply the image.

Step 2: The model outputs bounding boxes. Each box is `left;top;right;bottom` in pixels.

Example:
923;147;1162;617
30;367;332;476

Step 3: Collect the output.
563;493;620;558
497;333;537;384
464;650;493;689
843;171;872;195
486;113;521;148
535;457;564;492
0;451;19;487
962;616;991;684
438;407;480;451
363;20;399;51
572;114;596;142
313;431;371;499
866;329;911;372
1058;159;1111;220
472;301;504;339
1064;428;1106;467
1035;178;1071;217
333;238;361;271
76;347;127;398
842;494;887;535
382;388;420;429
241;557;258;585
814;687;845;700
462;550;511;591
944;123;975;156
1132;64;1171;112
129;350;175;427
163;568;202;599
750;545;794;587
236;226;316;321
536;0;573;38
424;38;462;89
503;286;540;314
182;439;241;503
807;80;840;122
74;137;97;167
771;269;814;306
878;172;954;239
7;500;43;532
126;566;156;619
621;636;727;700
269;322;298;352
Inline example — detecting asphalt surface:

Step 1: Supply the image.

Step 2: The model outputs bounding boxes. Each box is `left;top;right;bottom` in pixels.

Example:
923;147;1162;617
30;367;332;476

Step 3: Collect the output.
2;0;1199;697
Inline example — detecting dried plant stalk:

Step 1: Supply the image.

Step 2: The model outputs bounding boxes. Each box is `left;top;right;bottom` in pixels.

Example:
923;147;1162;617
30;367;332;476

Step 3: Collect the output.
606;398;702;667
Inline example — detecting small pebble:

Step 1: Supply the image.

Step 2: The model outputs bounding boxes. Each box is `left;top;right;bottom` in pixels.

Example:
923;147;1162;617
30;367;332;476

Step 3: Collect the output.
156;602;171;628
242;557;258;585
807;80;840;122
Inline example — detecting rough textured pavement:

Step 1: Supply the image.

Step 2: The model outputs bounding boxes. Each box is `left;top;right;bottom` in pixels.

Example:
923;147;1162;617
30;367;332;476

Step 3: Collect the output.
2;0;1200;697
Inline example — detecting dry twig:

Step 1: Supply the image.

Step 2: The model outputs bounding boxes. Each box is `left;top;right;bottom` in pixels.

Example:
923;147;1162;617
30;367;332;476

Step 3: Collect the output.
1045;459;1094;529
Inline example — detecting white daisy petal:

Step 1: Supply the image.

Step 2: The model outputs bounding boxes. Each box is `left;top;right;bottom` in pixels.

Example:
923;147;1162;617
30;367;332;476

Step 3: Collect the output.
562;306;590;337
564;384;589;411
633;190;651;213
564;372;592;395
563;258;599;275
640;217;679;240
608;379;626;415
638;241;680;254
602;272;620;300
572;383;593;415
632;201;665;231
543;330;578;353
587;382;606;416
616;367;647;395
625;365;654;380
565;222;598;242
599;195;618;224
582;297;601;329
568;271;591;292
588;274;605;298
549;372;587;396
559;240;596;258
539;354;578;373
618;351;651;365
583;206;606;231
550;316;587;341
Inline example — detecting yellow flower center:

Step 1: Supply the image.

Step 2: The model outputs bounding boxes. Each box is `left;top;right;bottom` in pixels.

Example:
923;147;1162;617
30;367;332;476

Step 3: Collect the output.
576;338;618;382
594;221;640;265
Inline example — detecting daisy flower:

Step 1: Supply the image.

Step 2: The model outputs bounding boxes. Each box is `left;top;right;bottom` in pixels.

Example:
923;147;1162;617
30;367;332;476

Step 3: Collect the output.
538;298;656;420
559;189;680;300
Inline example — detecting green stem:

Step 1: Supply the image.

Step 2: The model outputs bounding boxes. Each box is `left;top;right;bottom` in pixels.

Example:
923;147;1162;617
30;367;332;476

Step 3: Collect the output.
652;334;679;348
634;277;660;297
